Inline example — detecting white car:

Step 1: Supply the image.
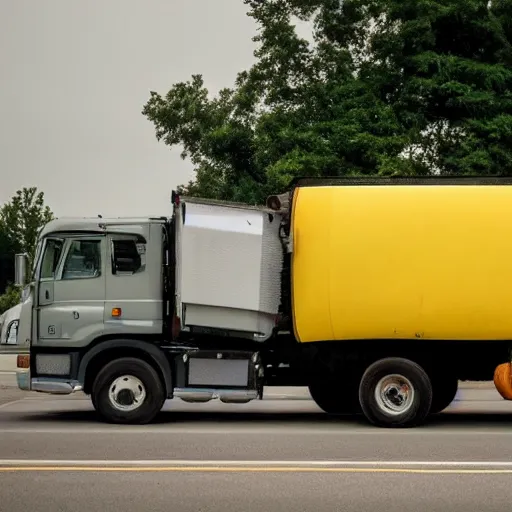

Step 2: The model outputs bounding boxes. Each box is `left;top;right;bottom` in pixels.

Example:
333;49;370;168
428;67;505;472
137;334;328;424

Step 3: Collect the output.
0;303;21;345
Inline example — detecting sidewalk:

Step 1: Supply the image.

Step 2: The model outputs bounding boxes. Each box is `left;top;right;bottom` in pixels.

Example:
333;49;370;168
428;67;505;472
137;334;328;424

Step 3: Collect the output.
0;354;17;372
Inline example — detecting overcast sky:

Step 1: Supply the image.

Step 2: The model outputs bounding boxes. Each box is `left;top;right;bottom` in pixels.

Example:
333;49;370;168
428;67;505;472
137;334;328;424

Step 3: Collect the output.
0;0;257;217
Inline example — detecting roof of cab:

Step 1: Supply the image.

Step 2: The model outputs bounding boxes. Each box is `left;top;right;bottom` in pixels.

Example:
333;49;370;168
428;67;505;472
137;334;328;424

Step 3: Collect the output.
39;217;168;238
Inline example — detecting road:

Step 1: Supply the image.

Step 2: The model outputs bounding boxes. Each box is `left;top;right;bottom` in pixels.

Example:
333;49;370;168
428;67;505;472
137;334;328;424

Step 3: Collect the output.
2;372;512;511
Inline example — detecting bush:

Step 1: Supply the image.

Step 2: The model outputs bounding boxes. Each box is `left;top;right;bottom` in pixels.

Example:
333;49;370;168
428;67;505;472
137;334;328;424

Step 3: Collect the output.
0;285;21;315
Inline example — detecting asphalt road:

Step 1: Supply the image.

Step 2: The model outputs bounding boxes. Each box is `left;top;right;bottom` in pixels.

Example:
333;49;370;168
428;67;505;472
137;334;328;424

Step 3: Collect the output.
2;373;512;512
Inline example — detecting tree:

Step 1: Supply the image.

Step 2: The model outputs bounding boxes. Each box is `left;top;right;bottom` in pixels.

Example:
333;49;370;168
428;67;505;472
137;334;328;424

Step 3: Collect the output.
0;187;54;314
0;285;21;316
0;226;16;297
359;0;512;175
143;0;512;204
0;187;54;266
0;229;21;313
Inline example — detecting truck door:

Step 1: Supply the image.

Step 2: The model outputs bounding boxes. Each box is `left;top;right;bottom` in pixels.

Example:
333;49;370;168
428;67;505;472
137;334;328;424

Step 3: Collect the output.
36;235;106;346
104;233;161;335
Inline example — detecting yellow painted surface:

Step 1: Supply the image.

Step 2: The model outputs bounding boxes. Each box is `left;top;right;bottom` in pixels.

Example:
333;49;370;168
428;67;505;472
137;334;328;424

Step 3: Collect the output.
291;184;512;343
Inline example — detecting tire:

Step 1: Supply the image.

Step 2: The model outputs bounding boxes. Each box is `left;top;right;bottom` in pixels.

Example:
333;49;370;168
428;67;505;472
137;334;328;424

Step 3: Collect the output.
430;375;458;414
309;376;361;415
92;357;166;424
359;357;433;428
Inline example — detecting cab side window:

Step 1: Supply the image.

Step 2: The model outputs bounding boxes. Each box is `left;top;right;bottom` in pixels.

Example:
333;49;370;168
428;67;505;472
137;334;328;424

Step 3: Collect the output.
40;239;64;279
62;240;102;280
111;239;146;275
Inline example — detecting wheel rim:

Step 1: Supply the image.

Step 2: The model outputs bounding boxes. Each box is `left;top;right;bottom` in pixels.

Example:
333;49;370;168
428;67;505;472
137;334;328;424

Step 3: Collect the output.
374;373;415;415
108;375;146;412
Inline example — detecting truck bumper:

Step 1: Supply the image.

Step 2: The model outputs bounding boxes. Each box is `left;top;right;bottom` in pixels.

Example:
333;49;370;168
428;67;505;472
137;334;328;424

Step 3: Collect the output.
16;369;30;391
31;378;83;395
17;371;82;395
16;353;82;395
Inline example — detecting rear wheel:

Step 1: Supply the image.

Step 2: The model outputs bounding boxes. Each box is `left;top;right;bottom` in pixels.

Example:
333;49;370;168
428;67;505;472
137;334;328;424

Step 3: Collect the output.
359;357;433;428
309;375;361;415
430;375;458;414
92;357;166;424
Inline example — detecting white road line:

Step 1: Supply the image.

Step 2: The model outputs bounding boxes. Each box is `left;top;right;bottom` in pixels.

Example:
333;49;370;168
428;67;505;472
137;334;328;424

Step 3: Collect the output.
0;428;373;435
1;427;512;436
0;398;29;410
2;459;512;468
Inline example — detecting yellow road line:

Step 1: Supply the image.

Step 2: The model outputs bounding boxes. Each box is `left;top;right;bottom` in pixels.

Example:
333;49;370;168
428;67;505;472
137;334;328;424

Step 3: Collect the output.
1;466;512;474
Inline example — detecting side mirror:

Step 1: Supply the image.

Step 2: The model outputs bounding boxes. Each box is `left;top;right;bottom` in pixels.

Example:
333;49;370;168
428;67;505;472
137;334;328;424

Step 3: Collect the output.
14;253;28;286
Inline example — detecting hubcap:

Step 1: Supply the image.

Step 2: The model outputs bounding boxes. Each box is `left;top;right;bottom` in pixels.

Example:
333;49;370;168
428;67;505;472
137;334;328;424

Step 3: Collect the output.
108;375;146;412
375;374;415;415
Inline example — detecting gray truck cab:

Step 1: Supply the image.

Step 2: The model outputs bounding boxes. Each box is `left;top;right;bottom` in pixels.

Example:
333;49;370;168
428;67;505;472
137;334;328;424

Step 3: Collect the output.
16;216;169;394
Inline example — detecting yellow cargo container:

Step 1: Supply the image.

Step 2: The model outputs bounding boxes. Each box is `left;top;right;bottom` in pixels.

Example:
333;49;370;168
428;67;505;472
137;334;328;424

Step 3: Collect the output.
291;183;512;343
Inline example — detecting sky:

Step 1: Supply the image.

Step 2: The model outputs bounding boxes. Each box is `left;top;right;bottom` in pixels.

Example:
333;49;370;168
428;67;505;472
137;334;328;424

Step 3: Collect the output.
0;0;257;217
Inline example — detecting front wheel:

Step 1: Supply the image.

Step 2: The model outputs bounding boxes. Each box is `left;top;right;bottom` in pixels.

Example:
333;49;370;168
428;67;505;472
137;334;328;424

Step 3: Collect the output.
359;357;433;428
92;357;166;424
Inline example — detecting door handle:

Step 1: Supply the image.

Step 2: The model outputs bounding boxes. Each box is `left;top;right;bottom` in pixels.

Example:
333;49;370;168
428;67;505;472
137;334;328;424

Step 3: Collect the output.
45;290;50;300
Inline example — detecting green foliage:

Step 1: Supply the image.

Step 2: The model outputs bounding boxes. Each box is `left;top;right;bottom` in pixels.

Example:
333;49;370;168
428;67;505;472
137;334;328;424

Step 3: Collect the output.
143;0;512;204
0;187;54;266
0;228;16;298
0;285;21;316
0;187;54;305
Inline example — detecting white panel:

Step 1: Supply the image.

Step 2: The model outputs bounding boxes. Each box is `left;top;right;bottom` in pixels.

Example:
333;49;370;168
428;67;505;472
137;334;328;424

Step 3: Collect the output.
177;201;283;339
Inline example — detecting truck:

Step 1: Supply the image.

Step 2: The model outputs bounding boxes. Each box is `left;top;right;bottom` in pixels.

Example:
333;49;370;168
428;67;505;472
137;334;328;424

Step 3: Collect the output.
13;176;512;428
